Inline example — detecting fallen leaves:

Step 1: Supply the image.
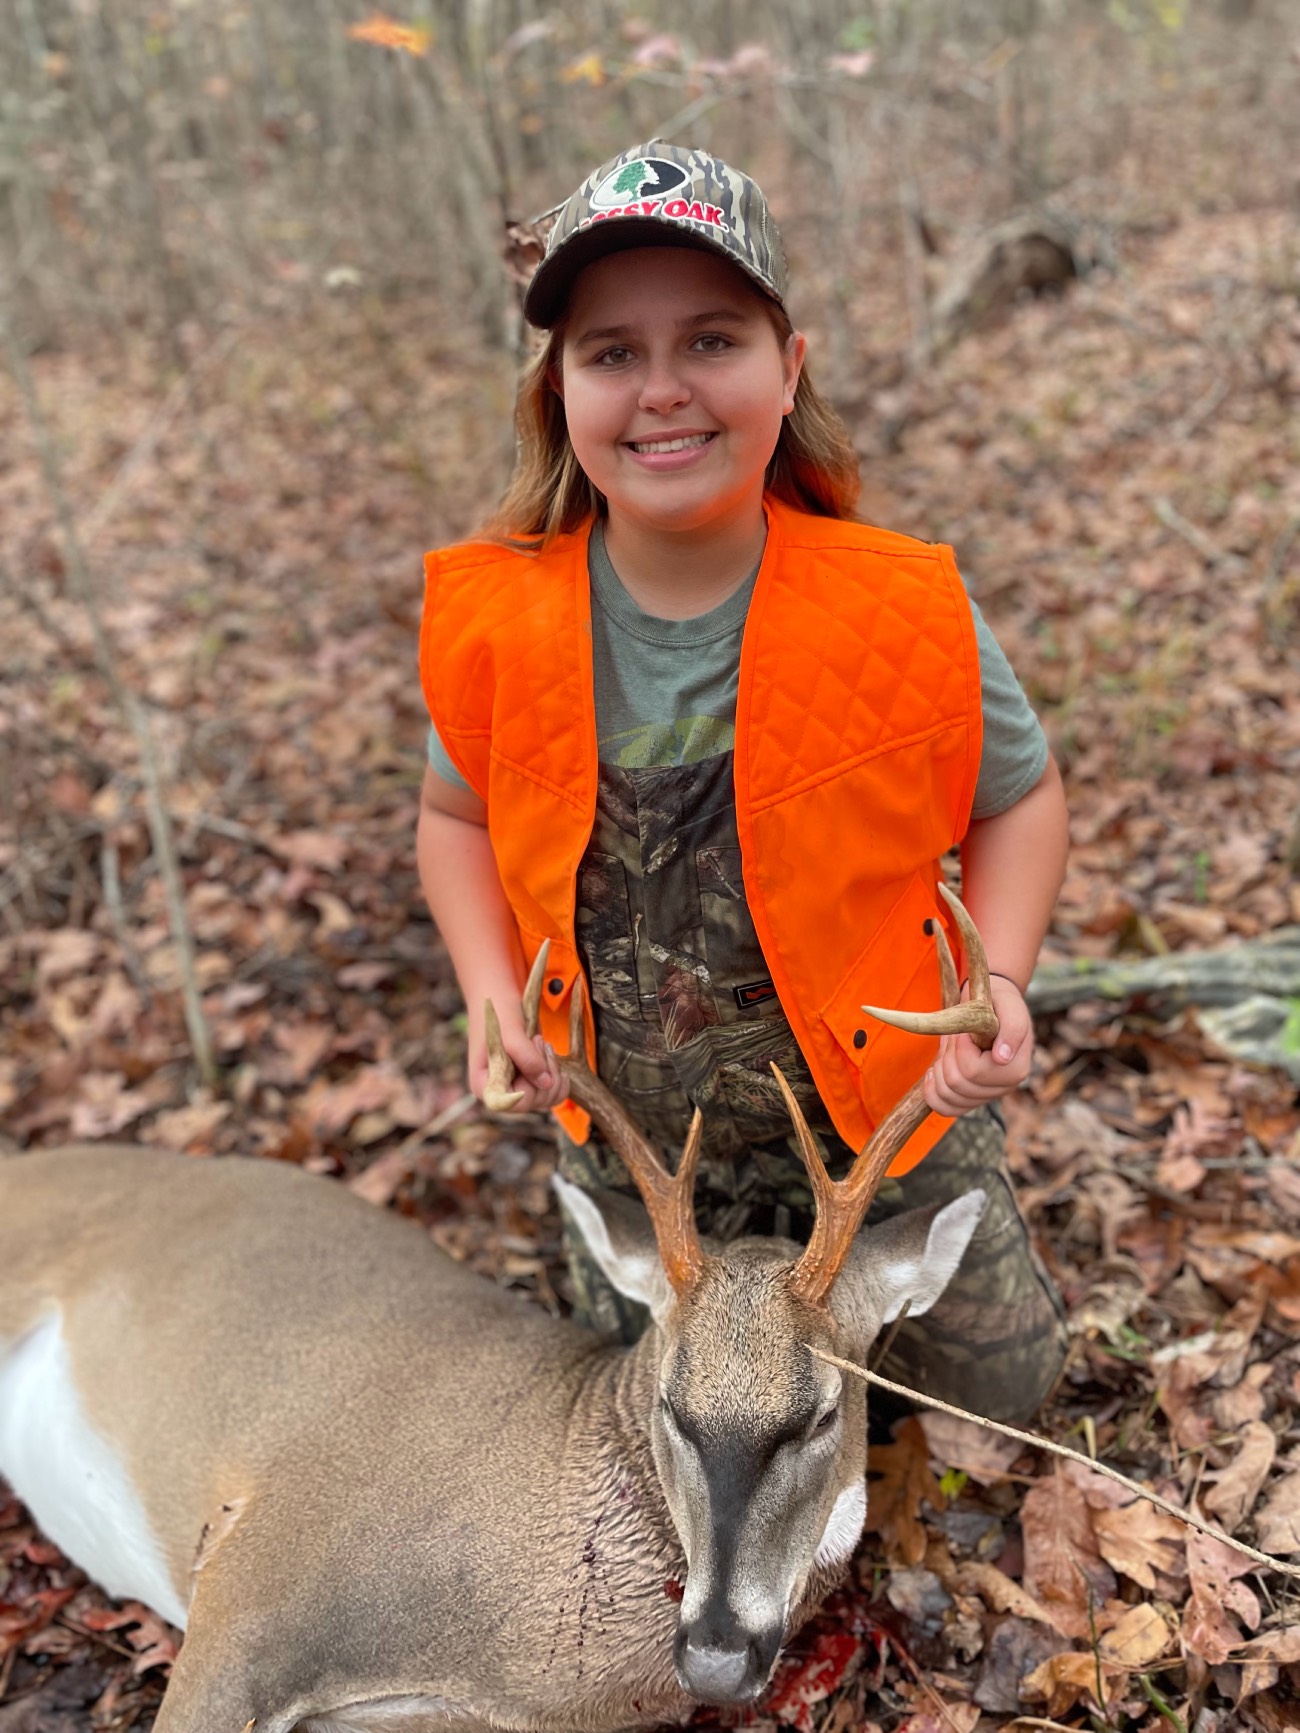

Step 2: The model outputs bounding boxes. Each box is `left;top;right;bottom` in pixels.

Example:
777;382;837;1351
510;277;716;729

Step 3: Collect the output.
4;187;1300;1733
865;1419;945;1566
1020;1464;1117;1637
1183;1529;1262;1666
1091;1501;1186;1593
1254;1456;1300;1556
1203;1420;1278;1533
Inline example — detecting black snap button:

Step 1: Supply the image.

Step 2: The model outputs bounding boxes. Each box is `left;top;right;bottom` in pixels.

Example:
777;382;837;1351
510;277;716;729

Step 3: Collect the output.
852;1029;867;1049
923;918;935;935
547;977;564;996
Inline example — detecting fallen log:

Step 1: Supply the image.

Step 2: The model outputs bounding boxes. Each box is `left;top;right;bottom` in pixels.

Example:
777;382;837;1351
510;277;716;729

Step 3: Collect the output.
928;211;1082;351
1027;928;1300;1015
1027;928;1300;1081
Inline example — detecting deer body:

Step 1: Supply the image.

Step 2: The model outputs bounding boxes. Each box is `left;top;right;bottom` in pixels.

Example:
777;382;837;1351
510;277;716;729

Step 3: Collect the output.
1;1147;694;1732
0;891;999;1733
0;1144;964;1733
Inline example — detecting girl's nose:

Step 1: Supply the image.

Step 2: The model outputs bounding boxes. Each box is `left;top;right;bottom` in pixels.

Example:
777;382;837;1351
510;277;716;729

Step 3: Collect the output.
638;357;690;413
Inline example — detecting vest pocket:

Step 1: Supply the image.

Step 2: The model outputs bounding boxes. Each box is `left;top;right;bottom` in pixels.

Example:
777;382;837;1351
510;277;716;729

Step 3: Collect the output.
818;872;947;1129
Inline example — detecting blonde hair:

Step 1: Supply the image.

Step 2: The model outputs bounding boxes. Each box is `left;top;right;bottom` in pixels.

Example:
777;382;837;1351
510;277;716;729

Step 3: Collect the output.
482;296;860;547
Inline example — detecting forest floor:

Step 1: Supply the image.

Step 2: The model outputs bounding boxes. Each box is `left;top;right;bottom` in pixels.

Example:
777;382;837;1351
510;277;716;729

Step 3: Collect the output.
1;197;1299;1733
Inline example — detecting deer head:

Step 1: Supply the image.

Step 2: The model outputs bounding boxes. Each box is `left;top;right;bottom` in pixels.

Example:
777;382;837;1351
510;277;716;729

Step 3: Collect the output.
485;885;994;1705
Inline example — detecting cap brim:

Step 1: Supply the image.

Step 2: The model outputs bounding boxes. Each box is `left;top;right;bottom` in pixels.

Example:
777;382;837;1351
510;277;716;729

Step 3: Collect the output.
522;217;782;329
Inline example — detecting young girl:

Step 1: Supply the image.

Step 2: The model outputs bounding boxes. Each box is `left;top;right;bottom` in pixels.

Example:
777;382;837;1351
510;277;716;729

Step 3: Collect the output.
417;142;1070;1423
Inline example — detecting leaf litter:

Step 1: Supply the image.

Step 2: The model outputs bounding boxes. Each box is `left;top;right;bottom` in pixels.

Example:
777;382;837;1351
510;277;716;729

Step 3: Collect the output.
2;200;1300;1730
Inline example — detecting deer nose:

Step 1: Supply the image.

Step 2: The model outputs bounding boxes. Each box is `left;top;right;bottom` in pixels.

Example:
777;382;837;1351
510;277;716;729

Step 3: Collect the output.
675;1636;753;1702
674;1612;783;1704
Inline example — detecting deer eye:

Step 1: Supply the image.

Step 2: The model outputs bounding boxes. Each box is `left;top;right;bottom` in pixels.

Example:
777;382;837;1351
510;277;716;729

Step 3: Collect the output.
813;1406;839;1434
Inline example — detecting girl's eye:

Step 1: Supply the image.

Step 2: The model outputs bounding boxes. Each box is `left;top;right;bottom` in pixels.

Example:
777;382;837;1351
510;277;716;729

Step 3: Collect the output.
693;333;732;354
594;345;634;366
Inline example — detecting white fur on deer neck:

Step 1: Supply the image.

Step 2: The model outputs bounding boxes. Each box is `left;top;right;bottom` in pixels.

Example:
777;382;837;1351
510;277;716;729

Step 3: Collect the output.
813;1479;867;1570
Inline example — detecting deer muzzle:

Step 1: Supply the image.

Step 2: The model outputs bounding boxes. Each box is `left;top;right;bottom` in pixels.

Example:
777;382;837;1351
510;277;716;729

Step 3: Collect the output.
674;1612;784;1704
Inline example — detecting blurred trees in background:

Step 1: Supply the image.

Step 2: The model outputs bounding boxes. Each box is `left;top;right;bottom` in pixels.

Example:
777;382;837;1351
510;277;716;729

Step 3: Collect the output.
2;0;1296;360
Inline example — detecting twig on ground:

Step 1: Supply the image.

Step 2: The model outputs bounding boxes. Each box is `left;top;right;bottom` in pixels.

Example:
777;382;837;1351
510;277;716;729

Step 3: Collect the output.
808;1346;1300;1580
1169;373;1230;441
347;1095;477;1206
1153;495;1241;571
395;1092;478;1154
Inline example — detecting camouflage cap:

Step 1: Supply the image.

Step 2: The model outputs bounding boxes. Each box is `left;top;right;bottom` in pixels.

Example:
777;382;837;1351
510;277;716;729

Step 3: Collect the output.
522;141;789;329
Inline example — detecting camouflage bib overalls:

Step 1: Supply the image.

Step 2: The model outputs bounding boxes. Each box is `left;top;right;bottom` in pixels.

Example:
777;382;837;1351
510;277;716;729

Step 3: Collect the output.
559;751;1066;1425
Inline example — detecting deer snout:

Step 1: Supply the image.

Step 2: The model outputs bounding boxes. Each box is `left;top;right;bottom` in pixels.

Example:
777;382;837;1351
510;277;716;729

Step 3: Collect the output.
674;1614;783;1704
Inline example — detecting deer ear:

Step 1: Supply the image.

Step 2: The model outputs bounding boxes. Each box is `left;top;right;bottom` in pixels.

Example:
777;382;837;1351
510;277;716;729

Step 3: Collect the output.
841;1189;987;1326
553;1176;673;1321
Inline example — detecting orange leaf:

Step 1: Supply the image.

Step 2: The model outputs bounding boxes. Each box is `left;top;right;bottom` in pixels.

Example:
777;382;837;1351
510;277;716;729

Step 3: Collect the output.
1022;1648;1126;1718
865;1417;944;1566
1097;1601;1176;1667
1203;1419;1277;1532
1230;1623;1300;1703
346;14;431;56
562;52;605;86
1254;1464;1300;1556
1092;1499;1187;1591
1020;1462;1116;1637
1182;1528;1261;1664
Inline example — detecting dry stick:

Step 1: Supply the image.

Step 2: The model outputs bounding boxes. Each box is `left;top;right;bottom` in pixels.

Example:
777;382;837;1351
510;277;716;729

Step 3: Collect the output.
390;1092;477;1162
808;1346;1300;1581
1152;495;1240;571
1;308;217;1088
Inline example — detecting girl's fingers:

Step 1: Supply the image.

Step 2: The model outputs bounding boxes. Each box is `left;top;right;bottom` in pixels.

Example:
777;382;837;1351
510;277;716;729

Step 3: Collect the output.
472;1022;569;1113
925;1026;1033;1115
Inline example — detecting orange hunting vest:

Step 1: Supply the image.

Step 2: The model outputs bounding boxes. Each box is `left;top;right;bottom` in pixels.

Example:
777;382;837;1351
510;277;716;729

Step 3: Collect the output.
420;497;983;1175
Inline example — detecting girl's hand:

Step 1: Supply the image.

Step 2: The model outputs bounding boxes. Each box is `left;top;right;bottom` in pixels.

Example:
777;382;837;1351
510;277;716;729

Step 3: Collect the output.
468;999;570;1114
923;974;1034;1118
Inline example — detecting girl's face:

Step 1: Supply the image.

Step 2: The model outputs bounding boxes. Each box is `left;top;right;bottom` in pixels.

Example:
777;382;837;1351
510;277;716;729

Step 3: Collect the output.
558;247;805;540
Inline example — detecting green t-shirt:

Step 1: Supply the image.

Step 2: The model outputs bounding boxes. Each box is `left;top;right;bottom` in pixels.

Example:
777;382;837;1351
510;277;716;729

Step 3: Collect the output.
427;522;1046;817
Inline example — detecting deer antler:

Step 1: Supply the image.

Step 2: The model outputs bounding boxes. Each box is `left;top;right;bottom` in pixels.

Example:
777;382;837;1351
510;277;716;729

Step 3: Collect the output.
483;946;709;1297
781;885;998;1309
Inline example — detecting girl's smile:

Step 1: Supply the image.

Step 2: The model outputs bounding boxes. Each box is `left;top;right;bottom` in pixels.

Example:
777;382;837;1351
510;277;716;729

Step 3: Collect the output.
559;248;805;549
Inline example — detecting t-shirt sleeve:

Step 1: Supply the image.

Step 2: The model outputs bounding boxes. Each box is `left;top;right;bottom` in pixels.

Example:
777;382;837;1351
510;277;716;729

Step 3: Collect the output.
426;721;471;792
966;586;1049;820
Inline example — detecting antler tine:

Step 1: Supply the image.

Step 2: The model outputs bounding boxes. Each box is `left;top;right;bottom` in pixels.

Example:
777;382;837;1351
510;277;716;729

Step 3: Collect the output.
521;941;548;1039
859;884;998;1050
482;944;552;1112
935;914;959;1008
483;953;709;1294
770;1064;836;1230
787;886;999;1308
484;962;706;1294
559;974;709;1296
483;1000;525;1112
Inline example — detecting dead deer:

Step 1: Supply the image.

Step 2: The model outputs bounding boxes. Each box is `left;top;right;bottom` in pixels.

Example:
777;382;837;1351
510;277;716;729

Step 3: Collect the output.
0;888;997;1733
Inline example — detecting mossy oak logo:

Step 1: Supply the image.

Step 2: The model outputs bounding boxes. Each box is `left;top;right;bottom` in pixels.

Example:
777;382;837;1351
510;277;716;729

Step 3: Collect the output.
591;158;690;209
583;157;730;233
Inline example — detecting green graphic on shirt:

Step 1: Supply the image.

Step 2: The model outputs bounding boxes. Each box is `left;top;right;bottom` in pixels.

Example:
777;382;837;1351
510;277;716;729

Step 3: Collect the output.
602;715;736;769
